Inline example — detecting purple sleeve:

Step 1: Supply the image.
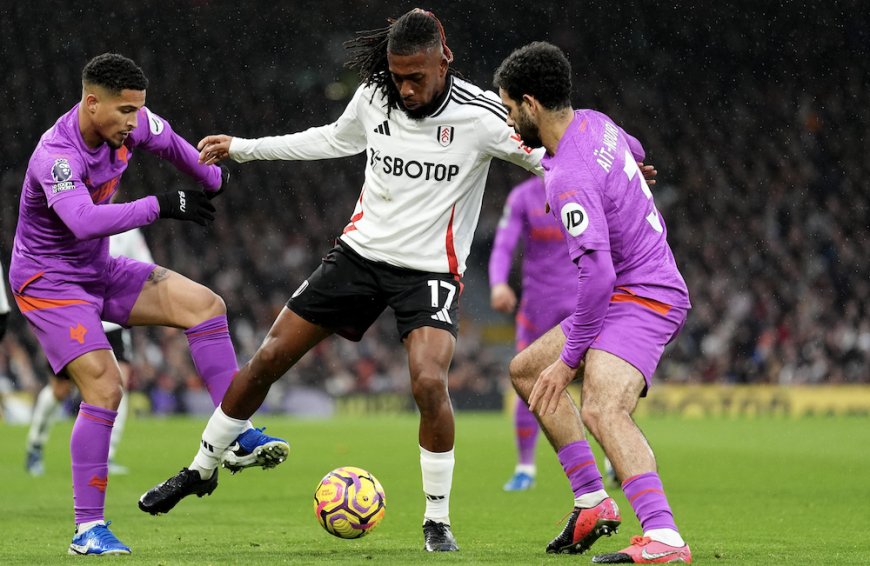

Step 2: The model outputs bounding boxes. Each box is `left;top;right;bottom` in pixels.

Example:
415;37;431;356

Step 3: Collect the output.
619;126;645;162
559;250;616;369
130;107;222;191
51;191;160;240
489;188;525;286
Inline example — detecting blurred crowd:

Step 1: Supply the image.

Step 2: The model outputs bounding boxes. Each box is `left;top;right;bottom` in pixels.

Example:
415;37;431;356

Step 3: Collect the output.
0;2;867;414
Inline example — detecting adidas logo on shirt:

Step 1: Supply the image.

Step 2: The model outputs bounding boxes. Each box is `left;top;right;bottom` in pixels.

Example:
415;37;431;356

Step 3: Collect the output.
373;120;391;136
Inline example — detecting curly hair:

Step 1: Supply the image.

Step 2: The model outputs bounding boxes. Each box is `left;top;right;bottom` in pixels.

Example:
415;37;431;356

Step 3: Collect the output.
493;42;571;110
344;9;454;115
82;53;148;93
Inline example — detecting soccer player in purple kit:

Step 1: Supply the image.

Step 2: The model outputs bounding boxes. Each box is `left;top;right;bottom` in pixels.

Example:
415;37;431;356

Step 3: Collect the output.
491;172;654;491
494;43;693;563
489;176;577;491
9;53;287;556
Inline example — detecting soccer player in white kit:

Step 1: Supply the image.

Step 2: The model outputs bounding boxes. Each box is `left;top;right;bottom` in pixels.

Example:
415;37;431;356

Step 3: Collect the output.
139;9;542;552
0;263;9;342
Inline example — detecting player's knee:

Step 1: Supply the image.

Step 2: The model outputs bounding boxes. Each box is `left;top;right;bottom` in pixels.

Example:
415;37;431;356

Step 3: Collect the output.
508;352;532;389
411;372;448;411
199;289;227;318
78;374;124;409
580;401;604;434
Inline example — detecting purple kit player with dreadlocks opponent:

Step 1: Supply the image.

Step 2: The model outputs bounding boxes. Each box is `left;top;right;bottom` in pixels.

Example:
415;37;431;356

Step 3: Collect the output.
494;43;693;563
9;53;287;556
139;9;543;552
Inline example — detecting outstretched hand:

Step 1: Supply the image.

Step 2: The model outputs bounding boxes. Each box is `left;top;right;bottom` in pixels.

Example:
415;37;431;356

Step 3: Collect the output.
638;161;657;185
197;134;234;165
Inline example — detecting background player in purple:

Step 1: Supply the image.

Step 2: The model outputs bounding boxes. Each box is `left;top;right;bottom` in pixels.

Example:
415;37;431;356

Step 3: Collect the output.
489;176;577;490
8;53;287;556
494;43;693;563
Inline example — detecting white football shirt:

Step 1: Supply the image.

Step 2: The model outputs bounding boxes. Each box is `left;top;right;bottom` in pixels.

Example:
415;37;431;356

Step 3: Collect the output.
230;76;544;275
0;263;10;315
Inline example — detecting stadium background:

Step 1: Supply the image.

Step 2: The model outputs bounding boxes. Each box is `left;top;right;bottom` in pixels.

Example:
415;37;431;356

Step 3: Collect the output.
1;1;868;419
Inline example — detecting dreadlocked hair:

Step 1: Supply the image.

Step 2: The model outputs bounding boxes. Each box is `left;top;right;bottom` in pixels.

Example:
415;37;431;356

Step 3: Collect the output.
344;9;456;115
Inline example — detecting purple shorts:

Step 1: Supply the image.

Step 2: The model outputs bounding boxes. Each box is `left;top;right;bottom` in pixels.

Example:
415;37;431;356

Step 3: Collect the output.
560;294;687;396
14;256;155;374
516;300;573;351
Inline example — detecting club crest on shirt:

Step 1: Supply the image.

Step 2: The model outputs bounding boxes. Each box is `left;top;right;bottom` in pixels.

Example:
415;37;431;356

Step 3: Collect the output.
561;202;589;237
51;158;72;182
436;125;454;147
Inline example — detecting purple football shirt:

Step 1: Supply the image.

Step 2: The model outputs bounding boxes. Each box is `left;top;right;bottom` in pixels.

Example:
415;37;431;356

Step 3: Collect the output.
10;104;220;288
489;176;576;345
541;109;690;367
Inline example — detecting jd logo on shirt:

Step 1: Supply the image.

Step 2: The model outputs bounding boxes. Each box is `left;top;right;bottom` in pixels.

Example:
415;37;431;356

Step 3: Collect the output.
561;203;589;237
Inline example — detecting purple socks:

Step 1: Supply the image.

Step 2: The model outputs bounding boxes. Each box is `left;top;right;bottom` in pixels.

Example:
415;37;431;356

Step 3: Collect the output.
514;400;539;466
622;472;678;532
71;403;116;525
557;440;604;498
184;315;239;406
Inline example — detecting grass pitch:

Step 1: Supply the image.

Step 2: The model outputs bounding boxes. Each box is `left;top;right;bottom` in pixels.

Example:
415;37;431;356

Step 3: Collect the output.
1;411;868;564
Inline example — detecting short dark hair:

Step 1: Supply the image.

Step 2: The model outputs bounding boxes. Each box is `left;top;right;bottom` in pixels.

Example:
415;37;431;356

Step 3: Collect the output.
82;53;148;93
493;42;571;110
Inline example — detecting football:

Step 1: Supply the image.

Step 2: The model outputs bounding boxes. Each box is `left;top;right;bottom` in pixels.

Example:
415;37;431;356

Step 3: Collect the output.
313;466;386;539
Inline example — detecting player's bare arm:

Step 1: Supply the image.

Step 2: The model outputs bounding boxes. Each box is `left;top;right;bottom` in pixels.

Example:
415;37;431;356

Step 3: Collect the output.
197;134;233;165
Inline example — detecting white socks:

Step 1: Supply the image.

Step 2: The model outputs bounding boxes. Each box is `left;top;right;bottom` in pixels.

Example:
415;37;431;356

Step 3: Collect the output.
76;520;104;534
645;528;686;547
107;392;128;462
27;385;61;448
420;445;454;524
190;405;248;479
575;488;608;509
515;464;536;476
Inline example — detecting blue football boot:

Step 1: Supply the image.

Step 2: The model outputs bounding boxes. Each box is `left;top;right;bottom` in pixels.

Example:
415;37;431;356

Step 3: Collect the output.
503;471;535;491
220;427;289;474
26;445;45;477
68;521;131;555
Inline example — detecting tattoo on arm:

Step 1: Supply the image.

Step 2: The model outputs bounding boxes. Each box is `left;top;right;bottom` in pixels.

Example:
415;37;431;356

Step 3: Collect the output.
146;267;169;284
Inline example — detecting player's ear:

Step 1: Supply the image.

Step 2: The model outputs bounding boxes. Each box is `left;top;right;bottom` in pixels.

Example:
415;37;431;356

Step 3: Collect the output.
439;56;448;77
522;94;538;113
83;91;99;114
